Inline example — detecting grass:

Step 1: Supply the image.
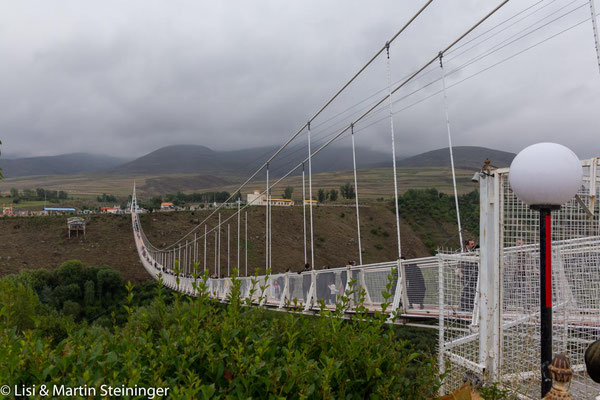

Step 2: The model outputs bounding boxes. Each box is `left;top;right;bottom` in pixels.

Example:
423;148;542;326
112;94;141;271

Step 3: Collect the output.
0;167;478;200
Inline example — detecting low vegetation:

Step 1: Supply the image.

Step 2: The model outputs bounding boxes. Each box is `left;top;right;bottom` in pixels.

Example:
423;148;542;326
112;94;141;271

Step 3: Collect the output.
8;187;68;204
397;188;479;253
0;260;442;399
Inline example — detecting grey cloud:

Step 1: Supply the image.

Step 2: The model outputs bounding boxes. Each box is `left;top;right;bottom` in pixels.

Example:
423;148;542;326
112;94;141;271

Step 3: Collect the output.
0;0;598;161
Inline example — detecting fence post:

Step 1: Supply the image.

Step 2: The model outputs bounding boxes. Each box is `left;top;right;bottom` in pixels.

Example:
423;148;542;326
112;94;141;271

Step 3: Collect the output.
478;167;502;382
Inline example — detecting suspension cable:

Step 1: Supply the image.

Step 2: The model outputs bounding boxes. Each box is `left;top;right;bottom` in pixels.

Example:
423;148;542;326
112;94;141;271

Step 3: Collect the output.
439;52;464;252
307;122;315;270
237;199;240;276
218;213;221;277
245;211;248;276
350;123;363;265
266;163;270;272
386;42;403;261
302;162;307;266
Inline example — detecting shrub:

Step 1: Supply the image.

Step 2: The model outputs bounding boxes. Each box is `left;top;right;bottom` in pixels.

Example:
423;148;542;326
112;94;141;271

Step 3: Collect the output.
0;266;443;399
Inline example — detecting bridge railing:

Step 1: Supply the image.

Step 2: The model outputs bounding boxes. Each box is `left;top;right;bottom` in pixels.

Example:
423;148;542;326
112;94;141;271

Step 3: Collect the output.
133;213;457;318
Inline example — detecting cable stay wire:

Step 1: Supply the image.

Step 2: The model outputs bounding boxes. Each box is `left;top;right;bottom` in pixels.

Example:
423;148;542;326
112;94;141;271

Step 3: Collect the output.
439;52;464;252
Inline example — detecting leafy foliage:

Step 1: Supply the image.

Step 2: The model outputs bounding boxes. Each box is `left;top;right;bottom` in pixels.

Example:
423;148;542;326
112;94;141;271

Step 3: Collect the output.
97;193;118;202
340;182;356;199
397;188;479;253
0;263;443;399
329;189;339;202
318;188;326;203
283;186;294;199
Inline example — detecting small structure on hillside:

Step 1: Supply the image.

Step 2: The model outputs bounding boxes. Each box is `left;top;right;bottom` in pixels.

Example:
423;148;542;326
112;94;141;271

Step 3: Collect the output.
247;190;295;206
101;205;121;214
2;204;14;216
67;217;86;238
44;207;76;214
160;202;175;211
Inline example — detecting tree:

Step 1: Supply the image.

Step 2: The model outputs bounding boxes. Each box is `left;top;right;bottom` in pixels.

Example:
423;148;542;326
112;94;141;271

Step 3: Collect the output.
58;191;68;200
10;188;19;198
283;186;294;200
22;189;35;200
340;183;355;199
329;189;339;202
317;188;326;203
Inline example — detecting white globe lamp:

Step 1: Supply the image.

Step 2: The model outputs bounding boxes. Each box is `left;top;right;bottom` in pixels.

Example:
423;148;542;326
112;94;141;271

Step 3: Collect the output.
509;142;582;397
509;142;582;208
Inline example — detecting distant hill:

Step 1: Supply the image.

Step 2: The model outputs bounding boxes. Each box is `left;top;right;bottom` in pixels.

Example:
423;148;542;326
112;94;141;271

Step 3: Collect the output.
0;153;128;178
110;144;392;176
0;145;515;182
394;146;515;170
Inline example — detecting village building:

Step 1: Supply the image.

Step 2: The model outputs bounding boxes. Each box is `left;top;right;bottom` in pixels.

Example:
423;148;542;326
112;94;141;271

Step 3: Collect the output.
246;190;295;206
160;202;175;211
101;206;121;214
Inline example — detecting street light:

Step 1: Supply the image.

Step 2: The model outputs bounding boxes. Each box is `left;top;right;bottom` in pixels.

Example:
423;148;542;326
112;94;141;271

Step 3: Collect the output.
509;142;582;397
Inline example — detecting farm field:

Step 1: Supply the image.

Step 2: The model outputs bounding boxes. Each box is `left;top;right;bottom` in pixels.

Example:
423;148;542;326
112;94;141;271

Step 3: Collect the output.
0;166;477;199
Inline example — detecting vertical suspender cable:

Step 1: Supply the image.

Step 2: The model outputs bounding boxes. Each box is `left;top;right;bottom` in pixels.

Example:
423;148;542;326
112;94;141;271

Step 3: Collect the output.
218;213;221;277
185;240;188;275
227;224;231;276
214;231;217;275
194;233;197;266
245;211;248;276
386;42;403;260
270;191;273;271
589;0;600;73
307;122;315;270
350;123;363;266
268;184;272;272
204;225;207;273
302;163;307;265
237;199;240;276
439;52;464;252
266;163;270;272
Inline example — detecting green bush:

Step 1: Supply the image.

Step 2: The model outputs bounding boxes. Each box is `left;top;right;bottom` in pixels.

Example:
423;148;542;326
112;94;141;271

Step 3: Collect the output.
0;266;443;399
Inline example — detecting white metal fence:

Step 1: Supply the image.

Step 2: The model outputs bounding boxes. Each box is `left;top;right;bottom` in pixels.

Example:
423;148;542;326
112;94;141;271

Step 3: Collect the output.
439;157;600;399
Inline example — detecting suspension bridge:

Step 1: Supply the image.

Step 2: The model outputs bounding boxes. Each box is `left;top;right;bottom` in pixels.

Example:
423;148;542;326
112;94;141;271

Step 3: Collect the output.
130;1;600;398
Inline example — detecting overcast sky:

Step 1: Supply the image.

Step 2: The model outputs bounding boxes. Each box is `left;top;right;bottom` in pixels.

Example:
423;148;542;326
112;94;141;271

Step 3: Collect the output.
1;0;599;161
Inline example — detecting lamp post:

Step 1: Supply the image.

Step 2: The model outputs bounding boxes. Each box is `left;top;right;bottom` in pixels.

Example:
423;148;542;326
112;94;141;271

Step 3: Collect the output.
509;142;582;397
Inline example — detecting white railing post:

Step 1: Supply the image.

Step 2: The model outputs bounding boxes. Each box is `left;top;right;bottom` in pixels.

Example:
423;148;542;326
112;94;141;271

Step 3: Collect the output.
304;271;316;312
279;273;289;309
478;168;501;382
389;259;405;320
359;269;372;305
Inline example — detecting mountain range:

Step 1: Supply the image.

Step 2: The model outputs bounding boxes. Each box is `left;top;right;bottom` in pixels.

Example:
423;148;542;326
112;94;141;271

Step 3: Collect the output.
0;145;516;179
0;153;127;178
